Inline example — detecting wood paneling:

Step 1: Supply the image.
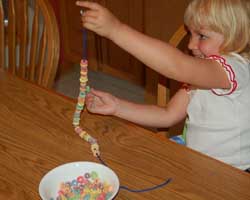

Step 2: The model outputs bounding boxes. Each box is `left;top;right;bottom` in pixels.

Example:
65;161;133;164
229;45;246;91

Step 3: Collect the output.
144;0;190;103
97;0;145;85
56;0;190;101
58;0;145;86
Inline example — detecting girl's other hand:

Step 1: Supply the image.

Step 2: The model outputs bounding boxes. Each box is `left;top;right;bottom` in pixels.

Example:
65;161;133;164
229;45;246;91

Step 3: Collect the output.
76;1;121;39
85;88;119;115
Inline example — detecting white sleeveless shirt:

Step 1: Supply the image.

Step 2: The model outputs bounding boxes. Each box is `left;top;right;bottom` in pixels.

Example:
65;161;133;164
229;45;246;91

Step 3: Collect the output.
186;53;250;170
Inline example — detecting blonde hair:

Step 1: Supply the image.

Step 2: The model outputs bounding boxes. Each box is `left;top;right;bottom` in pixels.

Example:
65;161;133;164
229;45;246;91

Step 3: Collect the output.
184;0;250;59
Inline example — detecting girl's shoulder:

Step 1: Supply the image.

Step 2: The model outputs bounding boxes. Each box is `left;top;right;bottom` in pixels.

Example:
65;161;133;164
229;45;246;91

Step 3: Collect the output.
209;53;250;75
209;53;248;64
209;53;250;96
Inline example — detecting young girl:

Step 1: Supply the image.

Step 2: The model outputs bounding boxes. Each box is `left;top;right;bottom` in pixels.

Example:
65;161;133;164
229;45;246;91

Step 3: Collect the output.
76;0;250;171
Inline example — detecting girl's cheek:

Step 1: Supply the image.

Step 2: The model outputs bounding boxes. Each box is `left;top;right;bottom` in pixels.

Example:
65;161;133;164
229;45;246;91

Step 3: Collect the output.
199;43;211;57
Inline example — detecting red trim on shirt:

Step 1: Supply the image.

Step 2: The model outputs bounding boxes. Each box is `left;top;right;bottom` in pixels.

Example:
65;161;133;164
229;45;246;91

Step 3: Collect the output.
208;55;238;96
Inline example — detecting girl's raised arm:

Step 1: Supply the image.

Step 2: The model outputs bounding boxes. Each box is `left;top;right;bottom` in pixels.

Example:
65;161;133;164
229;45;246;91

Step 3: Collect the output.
76;1;230;89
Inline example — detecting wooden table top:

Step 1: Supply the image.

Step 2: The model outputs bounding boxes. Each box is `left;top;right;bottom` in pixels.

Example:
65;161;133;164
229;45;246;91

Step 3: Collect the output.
0;70;249;200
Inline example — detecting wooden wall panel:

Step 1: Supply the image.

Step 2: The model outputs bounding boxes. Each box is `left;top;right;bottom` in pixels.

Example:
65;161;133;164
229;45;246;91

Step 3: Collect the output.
56;0;191;101
98;0;145;85
144;0;190;103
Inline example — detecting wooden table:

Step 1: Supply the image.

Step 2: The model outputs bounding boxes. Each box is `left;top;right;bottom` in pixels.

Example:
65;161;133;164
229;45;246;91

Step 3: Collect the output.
0;70;249;200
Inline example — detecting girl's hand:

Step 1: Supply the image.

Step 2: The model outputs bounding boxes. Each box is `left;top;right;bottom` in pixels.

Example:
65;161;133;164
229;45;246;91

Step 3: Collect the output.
85;88;119;115
76;1;121;39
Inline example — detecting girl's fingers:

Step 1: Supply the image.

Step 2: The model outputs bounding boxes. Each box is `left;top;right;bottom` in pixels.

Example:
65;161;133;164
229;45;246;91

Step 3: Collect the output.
81;21;98;32
85;94;93;102
82;10;99;18
76;1;101;11
86;103;96;113
81;15;98;25
86;95;96;109
90;88;108;98
86;90;100;103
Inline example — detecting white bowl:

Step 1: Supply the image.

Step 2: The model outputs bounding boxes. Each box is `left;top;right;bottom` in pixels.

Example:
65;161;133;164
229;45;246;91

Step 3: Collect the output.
39;161;119;200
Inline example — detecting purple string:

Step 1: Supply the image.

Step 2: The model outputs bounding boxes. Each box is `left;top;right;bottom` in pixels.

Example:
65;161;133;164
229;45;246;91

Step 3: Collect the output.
96;155;172;193
82;28;87;60
81;9;87;60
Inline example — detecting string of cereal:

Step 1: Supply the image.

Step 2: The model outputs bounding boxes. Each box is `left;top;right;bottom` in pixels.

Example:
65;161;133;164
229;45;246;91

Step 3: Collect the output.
72;59;100;157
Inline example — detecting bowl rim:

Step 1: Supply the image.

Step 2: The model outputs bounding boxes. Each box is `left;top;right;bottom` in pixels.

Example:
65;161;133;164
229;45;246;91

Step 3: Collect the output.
38;161;120;200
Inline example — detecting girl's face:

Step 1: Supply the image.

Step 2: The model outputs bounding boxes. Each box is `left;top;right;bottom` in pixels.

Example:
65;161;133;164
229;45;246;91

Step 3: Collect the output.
187;26;224;58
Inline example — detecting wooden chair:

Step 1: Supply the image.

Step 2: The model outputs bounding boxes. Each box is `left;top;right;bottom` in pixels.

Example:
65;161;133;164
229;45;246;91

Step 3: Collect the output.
157;25;189;137
0;0;60;88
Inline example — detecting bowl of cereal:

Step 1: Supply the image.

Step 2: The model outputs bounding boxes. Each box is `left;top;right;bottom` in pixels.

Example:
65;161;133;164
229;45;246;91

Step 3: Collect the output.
39;161;119;200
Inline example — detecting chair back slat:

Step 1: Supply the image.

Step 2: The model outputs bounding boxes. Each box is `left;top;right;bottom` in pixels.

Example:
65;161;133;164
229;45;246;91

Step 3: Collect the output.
37;26;47;85
1;0;59;88
29;3;39;82
40;0;59;87
18;0;28;78
169;25;187;47
8;0;16;74
0;1;4;68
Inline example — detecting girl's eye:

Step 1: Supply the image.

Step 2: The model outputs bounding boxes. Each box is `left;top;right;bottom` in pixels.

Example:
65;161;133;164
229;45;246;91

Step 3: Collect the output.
199;34;207;40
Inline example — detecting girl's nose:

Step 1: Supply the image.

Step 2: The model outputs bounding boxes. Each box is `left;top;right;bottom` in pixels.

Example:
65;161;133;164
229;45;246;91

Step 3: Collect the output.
188;36;198;50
